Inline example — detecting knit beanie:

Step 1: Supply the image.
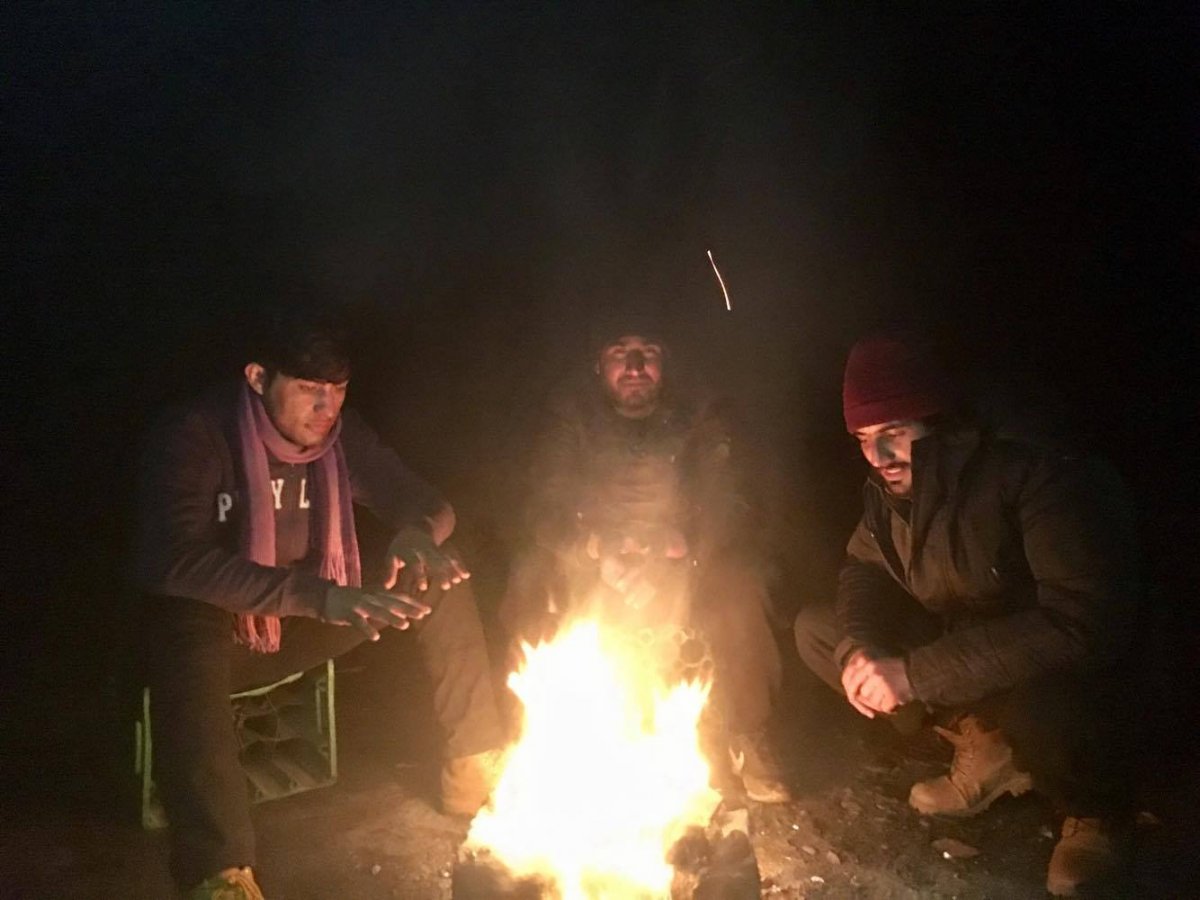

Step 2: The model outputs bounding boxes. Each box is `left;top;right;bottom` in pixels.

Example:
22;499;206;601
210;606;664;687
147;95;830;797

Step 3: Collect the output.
842;330;951;432
587;307;670;362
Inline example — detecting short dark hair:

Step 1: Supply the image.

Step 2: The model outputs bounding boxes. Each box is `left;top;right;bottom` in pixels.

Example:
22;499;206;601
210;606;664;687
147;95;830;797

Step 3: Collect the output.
252;307;351;384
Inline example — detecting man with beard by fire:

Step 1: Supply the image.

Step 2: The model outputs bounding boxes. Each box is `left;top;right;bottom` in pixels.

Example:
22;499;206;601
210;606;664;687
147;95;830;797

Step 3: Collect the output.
794;329;1140;896
499;315;792;804
134;309;505;900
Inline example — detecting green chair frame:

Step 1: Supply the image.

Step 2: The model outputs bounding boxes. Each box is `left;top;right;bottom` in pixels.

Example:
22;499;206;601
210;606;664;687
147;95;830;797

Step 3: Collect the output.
134;659;337;829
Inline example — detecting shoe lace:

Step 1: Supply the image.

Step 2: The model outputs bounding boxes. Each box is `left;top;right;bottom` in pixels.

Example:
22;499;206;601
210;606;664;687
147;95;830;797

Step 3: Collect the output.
213;868;265;900
932;724;980;788
1060;817;1102;840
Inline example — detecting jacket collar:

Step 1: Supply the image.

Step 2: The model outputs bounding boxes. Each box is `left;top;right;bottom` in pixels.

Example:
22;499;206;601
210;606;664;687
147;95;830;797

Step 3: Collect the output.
862;425;983;568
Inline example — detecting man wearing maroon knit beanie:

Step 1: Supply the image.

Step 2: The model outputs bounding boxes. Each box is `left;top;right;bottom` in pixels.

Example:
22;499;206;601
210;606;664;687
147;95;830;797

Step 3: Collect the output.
794;329;1140;896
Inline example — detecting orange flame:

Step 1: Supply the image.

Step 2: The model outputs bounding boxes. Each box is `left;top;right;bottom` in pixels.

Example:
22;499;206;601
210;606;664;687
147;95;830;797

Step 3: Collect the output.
466;620;720;898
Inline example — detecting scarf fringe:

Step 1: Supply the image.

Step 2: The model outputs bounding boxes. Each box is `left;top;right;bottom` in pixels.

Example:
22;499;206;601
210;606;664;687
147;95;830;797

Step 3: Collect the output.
235;613;282;654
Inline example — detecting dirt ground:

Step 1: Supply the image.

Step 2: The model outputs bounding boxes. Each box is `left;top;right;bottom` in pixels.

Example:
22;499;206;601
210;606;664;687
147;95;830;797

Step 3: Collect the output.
3;644;1190;900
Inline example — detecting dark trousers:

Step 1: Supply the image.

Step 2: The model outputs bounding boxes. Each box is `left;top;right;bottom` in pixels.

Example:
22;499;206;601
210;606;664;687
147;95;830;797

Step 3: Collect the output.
795;603;1133;818
500;546;782;735
146;582;503;890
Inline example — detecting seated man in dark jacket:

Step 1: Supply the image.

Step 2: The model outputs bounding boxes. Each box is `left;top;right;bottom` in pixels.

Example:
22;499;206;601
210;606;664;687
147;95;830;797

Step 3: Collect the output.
134;310;504;900
499;317;790;803
795;330;1139;897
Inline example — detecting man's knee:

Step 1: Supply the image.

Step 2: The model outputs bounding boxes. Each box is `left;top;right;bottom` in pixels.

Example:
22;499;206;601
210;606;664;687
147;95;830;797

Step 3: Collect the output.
991;672;1133;814
422;580;486;636
230;617;365;691
794;603;838;654
693;550;773;621
696;546;764;587
146;597;235;696
996;673;1127;759
794;603;844;692
498;547;567;641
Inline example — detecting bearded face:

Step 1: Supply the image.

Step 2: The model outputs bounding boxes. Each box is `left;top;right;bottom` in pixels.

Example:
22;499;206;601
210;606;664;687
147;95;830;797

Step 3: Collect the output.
597;335;665;418
853;419;932;497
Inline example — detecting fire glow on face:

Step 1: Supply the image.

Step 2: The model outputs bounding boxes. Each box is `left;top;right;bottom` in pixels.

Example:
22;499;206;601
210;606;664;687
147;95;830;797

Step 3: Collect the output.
465;620;721;899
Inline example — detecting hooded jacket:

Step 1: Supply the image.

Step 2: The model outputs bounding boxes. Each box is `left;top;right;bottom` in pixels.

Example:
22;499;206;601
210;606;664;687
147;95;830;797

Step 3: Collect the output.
836;425;1140;708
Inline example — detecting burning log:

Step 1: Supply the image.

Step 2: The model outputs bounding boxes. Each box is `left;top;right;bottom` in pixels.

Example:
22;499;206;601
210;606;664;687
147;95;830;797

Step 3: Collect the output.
453;808;760;900
457;618;761;899
668;808;761;900
452;847;550;900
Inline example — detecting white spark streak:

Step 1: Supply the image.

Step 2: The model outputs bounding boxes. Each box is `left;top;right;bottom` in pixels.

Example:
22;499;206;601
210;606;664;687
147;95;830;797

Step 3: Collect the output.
706;250;732;311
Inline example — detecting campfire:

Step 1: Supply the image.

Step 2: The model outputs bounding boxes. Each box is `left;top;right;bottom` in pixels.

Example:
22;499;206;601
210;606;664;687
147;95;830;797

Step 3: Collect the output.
458;617;749;899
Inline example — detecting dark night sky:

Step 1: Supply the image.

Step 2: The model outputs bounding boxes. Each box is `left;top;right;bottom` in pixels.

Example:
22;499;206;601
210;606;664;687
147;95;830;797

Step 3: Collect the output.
3;3;1198;774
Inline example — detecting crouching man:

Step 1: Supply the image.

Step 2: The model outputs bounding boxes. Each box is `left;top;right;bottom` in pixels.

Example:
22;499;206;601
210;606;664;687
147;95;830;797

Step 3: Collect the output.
134;310;504;899
794;330;1140;896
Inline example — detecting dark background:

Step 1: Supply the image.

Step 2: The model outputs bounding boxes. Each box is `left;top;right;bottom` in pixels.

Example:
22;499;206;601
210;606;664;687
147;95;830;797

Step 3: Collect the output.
4;2;1197;802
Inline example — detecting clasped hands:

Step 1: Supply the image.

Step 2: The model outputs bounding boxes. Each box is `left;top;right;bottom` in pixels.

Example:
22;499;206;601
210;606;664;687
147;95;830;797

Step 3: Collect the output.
324;526;470;642
585;527;688;610
840;649;914;718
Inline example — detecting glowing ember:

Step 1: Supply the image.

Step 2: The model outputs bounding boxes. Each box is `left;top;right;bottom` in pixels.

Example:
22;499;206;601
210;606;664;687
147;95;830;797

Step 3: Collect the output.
465;620;721;899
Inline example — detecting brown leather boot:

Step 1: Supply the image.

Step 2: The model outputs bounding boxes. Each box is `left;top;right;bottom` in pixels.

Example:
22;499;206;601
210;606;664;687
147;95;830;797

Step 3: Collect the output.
441;748;504;817
1046;817;1119;897
908;715;1033;817
186;867;266;900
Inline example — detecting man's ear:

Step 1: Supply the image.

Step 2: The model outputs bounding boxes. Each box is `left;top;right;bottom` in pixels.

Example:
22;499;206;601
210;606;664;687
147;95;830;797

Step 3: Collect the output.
244;363;267;396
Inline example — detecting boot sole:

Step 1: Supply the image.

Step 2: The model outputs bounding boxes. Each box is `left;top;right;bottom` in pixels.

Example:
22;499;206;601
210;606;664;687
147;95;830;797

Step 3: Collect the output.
745;782;793;804
909;771;1034;818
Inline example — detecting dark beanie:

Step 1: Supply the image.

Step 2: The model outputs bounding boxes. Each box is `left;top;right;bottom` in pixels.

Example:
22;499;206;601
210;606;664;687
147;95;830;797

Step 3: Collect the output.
842;330;950;432
586;307;669;360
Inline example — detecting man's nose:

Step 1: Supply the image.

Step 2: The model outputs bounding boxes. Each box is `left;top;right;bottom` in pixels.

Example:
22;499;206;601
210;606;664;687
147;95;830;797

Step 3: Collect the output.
625;351;646;372
863;437;894;468
313;385;335;409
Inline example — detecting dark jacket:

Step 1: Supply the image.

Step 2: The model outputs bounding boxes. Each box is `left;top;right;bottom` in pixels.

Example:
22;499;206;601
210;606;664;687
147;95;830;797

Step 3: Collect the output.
524;383;752;565
134;383;447;618
836;425;1140;708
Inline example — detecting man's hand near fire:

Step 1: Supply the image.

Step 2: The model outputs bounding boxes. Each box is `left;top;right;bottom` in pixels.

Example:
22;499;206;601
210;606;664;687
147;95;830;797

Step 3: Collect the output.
840;650;914;718
384;525;471;596
323;584;431;642
585;527;688;608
